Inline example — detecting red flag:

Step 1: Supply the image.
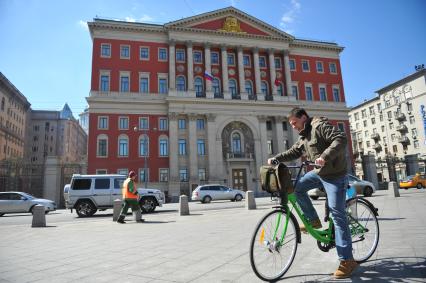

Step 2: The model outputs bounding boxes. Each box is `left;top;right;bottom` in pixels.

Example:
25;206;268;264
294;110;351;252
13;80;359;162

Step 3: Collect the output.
274;78;280;86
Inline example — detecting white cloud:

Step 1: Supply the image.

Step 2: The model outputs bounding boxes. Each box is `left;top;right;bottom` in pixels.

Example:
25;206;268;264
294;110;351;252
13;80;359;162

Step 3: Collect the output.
77;20;88;30
139;14;154;22
125;16;136;22
279;0;301;33
230;0;237;7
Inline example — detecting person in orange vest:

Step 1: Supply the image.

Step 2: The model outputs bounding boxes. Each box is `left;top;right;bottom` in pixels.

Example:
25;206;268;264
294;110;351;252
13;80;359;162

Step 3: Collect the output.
117;171;144;223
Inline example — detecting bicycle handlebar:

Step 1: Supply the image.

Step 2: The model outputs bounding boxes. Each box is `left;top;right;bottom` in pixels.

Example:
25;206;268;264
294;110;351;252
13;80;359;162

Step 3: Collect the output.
270;159;322;168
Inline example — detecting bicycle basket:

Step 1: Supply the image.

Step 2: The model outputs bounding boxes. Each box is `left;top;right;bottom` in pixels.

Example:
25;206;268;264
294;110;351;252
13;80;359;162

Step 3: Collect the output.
259;163;294;194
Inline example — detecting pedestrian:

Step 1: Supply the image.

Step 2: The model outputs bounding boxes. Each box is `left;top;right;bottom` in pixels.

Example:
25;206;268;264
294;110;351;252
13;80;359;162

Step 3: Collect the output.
268;107;358;279
117;171;144;224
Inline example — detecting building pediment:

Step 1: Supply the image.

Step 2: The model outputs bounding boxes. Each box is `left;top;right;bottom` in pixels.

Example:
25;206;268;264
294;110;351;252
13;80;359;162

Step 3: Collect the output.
165;7;294;40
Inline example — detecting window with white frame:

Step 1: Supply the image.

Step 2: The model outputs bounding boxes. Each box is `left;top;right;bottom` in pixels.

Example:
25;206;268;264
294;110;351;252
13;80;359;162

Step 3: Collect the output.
211;52;219;64
277;83;284;96
333;86;340;102
120;73;130;92
158;77;168;94
289;59;296;70
139;74;149;93
291;84;298;99
414;140;419;149
316;61;324;73
196;119;204;130
176;49;185;62
267;140;273;155
243;55;250;67
213;78;221;97
98;116;108;129
259;56;267;68
119;117;129;130
179;169;188;182
301;60;310;72
159;138;168;156
194;77;204;97
158;48;167;61
159;169;169;182
118;135;128;157
159;118;168;130
197;139;205;155
96;169;107;174
120;45;130;59
97;135;108;157
139;168;148;183
193;50;202;63
245;80;253;95
261;81;268;95
139;117;149;130
178;118;186;129
229;79;237;98
100;72;110;92
178;139;187;155
319;86;327;101
198;168;206;181
274;57;282;69
305;85;313;101
337;122;345;133
117;169;128;175
227;53;235;65
329;62;337;74
140;47;149;60
101;43;111;57
176;76;186;91
139;135;149;156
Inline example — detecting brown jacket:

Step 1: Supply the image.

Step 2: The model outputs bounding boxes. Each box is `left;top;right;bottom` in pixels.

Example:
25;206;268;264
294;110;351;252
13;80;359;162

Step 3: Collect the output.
273;117;347;179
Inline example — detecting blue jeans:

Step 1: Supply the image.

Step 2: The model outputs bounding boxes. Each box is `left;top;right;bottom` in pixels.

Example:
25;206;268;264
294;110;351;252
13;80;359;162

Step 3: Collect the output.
295;171;353;260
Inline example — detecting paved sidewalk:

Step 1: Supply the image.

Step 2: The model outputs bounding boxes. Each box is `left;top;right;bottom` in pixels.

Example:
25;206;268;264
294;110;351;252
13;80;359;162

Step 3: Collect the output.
1;189;425;282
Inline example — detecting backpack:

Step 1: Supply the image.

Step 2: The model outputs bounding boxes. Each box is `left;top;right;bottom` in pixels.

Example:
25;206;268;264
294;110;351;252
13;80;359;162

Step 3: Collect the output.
259;163;294;195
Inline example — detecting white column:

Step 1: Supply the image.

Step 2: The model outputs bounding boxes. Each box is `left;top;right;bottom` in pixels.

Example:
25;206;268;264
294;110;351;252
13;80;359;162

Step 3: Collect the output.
237;46;247;100
283;50;292;97
188;114;198;183
253;48;264;101
204;43;214;99
275;117;285;154
168;112;180;201
168;40;176;93
221;45;230;99
206;114;217;181
258;115;269;164
187;41;194;93
269;49;277;96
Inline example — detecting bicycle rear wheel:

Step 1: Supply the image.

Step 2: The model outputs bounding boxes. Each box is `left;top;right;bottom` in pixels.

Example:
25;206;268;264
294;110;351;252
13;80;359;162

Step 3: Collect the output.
249;209;299;281
346;198;380;262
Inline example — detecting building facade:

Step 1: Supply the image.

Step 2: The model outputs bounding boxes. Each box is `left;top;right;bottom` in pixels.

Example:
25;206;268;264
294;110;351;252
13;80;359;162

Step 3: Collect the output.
87;7;351;201
25;104;87;164
0;72;31;161
349;69;426;181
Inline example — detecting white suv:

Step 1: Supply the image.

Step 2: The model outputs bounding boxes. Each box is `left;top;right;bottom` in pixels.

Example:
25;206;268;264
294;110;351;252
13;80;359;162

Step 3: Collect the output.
65;174;165;217
191;184;245;203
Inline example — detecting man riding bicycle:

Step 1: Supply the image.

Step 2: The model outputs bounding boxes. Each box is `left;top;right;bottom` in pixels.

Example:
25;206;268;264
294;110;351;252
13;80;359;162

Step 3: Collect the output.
268;107;358;279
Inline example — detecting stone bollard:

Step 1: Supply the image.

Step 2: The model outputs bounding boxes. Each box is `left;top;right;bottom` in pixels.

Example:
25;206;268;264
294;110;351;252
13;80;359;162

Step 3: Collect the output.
113;199;122;221
246;191;256;210
179;195;190;216
32;204;46;227
389;181;400;197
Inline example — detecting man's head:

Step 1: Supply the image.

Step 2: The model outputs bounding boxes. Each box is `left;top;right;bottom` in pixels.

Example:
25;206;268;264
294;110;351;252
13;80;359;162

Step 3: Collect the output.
288;107;310;132
128;171;137;180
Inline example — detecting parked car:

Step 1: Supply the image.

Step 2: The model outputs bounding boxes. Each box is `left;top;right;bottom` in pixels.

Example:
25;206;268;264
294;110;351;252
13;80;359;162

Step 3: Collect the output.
308;174;376;200
399;173;426;189
191;184;245;203
65;174;165;217
0;191;56;216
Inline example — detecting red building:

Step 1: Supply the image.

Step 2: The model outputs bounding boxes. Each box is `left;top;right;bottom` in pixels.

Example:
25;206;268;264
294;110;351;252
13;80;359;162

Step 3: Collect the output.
87;7;352;201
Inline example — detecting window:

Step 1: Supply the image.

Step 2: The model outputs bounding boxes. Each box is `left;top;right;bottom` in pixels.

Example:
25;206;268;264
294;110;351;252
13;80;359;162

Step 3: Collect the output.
366;141;370;147
291;85;298;99
159;78;167;94
98;117;108;129
95;178;110;189
232;133;241;153
196;119;205;130
411;128;418;137
213;78;221;97
289;59;296;70
277;83;284;96
407;102;413;111
120;45;130;59
101;44;111;57
194;77;204;97
97;136;107;157
159;118;168;130
409;116;415;124
139;136;148;156
245;80;253;94
261;81;268;95
266;121;272;130
140;77;149;93
316;61;324;73
392;144;398;153
364;130;369;137
119;117;129;130
114;177;125;188
120;75;129;92
118;136;128;157
243;55;250;67
198;169;206;181
229;79;237;98
140;47;149;60
179;169;188;182
197;139;205;155
159;169;169;182
211;52;219;64
282;121;288;131
176;49;185;62
178;119;186;129
158;48;167;61
329;62;337;74
176;76;186;91
72;179;92;190
414;140;419;149
267;140;273;154
387;111;392;119
381;125;385;132
389;122;393;129
363;120;368;127
139;168;148;183
380;114;383;122
371;117;376;125
305;86;313;101
301;60;310;72
274;58;282;69
159;138;168;156
259;56;266;68
139;117;149;130
178;139;187;155
369;106;375;115
227;53;235;65
117;169;128;176
100;75;110;92
319;87;327;101
193;50;202;63
1;98;4;111
337;123;345;132
377;103;382;112
333;87;340;102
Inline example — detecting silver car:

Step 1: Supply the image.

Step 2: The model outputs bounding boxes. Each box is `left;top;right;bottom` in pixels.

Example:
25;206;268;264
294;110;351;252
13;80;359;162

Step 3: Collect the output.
0;191;56;216
308;174;376;200
191;184;245;203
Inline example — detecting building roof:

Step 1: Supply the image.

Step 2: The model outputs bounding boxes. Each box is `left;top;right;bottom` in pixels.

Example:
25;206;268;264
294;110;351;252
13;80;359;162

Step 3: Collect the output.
349;96;380;111
375;68;426;94
0;72;31;109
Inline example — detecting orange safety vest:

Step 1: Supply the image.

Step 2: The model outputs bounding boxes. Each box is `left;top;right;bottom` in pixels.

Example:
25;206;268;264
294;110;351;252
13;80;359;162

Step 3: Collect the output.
122;178;138;199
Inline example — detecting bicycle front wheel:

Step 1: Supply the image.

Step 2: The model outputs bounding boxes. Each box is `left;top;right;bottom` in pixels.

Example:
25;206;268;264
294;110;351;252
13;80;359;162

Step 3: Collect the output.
346;198;380;262
249;209;299;281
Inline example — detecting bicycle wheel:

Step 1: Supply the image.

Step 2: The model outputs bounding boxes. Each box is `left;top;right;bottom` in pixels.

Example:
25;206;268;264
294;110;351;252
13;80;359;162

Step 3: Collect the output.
250;209;299;281
346;198;380;262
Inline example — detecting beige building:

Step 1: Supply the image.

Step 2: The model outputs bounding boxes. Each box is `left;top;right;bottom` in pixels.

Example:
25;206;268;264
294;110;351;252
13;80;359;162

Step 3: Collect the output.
25;104;87;164
0;72;31;161
349;68;426;180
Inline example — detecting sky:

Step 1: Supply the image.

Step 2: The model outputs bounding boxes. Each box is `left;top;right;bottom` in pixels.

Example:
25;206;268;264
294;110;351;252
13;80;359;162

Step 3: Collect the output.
0;0;425;117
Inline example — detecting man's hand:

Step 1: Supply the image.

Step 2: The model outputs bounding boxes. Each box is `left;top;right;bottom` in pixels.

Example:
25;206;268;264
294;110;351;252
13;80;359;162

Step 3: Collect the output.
315;157;325;167
267;158;275;165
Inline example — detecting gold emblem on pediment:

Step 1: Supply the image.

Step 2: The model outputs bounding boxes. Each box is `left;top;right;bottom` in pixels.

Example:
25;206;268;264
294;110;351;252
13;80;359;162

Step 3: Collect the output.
218;17;246;33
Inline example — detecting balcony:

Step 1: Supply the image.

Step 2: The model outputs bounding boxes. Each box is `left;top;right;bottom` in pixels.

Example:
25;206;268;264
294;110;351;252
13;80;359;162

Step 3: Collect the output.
396;124;408;132
395;113;406;121
398;136;410;144
225;152;254;160
371;133;380;140
372;143;382;151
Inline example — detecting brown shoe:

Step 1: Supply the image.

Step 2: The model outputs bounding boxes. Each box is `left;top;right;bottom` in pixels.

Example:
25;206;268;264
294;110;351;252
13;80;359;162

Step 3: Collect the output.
300;218;322;233
333;259;359;279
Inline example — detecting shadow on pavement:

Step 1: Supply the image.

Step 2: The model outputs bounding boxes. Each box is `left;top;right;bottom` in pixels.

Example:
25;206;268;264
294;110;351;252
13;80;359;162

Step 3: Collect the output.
377;217;406;221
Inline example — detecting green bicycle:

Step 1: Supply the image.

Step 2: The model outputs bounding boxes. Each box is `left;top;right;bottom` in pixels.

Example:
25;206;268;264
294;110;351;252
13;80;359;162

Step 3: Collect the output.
250;161;380;281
